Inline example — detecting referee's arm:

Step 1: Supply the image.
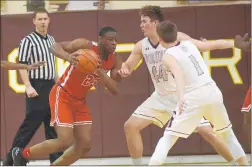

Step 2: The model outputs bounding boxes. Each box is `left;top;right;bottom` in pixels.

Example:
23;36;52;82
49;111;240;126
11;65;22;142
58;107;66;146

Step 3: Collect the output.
18;38;32;88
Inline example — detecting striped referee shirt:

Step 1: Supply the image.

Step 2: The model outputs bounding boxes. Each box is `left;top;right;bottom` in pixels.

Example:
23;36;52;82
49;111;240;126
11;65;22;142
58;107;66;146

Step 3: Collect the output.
18;31;56;80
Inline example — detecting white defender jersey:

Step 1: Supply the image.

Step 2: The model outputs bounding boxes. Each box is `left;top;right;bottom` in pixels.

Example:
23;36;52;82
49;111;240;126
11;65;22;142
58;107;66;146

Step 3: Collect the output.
165;40;214;91
142;37;176;95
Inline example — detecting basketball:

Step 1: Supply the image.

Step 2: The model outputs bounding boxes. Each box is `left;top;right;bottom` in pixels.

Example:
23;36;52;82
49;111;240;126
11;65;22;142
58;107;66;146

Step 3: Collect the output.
76;49;99;73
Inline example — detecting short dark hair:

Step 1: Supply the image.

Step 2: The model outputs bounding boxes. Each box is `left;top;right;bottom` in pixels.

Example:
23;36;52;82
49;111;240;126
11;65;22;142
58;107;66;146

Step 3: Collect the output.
156;20;178;43
33;8;49;19
139;5;164;22
99;26;117;37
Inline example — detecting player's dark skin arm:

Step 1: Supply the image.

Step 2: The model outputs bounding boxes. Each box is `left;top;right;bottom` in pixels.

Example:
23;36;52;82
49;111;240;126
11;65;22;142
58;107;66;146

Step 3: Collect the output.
49;38;92;63
103;54;123;95
97;69;119;95
110;54;123;82
97;54;122;95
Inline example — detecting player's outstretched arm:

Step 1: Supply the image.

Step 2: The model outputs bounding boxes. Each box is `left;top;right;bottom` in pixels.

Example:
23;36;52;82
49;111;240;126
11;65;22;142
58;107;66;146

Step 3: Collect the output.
50;38;92;64
162;54;185;114
177;32;234;52
118;40;143;77
234;33;251;52
1;61;45;70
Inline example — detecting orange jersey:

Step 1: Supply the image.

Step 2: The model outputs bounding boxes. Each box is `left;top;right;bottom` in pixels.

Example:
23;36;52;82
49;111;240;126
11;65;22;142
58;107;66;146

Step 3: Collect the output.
241;87;251;112
58;42;115;99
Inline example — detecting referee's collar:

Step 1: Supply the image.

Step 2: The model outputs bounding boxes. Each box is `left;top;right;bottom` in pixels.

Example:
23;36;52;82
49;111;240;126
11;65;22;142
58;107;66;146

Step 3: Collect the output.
34;31;48;40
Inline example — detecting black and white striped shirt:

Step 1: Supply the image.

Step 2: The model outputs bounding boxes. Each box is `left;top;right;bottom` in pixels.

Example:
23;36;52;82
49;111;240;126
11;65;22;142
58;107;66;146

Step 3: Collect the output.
18;31;56;80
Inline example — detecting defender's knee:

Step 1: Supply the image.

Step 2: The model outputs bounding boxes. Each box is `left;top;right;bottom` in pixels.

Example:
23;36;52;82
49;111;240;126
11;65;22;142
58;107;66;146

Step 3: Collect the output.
218;129;246;161
198;126;216;143
124;120;138;134
124;116;152;135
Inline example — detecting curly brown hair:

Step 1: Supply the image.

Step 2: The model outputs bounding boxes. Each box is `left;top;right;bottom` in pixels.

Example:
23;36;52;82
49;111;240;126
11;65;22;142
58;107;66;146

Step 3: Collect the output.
139;5;164;22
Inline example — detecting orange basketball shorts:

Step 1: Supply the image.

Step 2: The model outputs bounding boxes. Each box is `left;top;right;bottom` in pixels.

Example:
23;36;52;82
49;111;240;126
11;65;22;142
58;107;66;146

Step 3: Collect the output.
50;85;92;128
241;87;251;113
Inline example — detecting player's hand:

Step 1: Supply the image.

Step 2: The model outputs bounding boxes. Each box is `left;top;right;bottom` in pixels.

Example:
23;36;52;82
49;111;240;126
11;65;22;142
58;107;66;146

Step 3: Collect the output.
27;61;46;70
234;33;249;48
178;98;186;115
118;63;131;77
25;85;39;98
67;51;81;66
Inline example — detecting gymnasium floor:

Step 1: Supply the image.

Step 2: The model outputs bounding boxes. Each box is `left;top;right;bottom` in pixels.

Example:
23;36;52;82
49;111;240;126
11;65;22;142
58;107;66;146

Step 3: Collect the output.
1;154;250;166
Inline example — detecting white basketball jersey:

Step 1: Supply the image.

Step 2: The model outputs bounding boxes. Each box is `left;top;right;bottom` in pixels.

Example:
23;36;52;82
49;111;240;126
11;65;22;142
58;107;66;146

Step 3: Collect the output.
142;37;176;95
165;40;214;91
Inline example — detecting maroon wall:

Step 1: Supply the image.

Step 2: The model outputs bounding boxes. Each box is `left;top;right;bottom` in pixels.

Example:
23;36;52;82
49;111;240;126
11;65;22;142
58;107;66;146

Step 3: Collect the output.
1;4;251;159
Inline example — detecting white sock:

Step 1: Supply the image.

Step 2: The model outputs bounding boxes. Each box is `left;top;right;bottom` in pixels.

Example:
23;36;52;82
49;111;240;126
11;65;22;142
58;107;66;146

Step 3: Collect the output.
218;129;246;160
132;157;143;165
149;135;178;165
229;160;238;165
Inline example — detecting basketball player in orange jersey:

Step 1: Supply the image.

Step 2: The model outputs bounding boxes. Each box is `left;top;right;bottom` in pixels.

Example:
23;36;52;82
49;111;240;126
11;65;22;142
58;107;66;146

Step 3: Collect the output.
1;60;45;70
235;33;251;147
12;26;122;166
118;5;248;165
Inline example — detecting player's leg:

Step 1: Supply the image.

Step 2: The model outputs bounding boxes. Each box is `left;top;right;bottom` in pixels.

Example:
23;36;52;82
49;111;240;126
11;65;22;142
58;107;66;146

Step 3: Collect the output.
124;92;172;165
218;129;248;165
196;124;237;165
243;112;251;147
149;134;179;165
52;105;92;166
149;106;204;165
13;126;74;164
12;86;75;165
204;102;248;165
43;109;63;163
124;116;152;165
52;124;92;165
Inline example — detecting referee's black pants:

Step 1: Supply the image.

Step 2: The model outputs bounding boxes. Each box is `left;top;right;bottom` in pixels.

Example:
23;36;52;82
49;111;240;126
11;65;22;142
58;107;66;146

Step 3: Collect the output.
9;79;63;163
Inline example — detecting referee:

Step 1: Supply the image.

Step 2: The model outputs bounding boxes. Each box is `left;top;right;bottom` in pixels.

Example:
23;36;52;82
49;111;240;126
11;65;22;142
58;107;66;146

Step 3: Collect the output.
3;8;62;165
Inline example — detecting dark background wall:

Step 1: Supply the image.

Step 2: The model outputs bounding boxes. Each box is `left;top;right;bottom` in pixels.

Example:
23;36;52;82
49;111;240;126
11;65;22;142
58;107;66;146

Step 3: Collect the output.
1;4;251;159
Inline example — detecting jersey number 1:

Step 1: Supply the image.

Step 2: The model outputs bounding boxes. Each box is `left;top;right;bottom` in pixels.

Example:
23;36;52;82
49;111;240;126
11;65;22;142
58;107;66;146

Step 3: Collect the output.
189;55;204;76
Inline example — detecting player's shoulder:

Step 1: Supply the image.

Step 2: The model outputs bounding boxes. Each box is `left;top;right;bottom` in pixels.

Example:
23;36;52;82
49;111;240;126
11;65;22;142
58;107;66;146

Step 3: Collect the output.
136;38;145;45
180;40;193;45
141;37;148;42
132;39;143;52
165;41;184;55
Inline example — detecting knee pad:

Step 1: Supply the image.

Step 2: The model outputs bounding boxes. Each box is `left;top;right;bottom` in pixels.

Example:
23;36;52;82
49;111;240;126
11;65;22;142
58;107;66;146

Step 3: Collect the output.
218;129;246;160
150;135;179;164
